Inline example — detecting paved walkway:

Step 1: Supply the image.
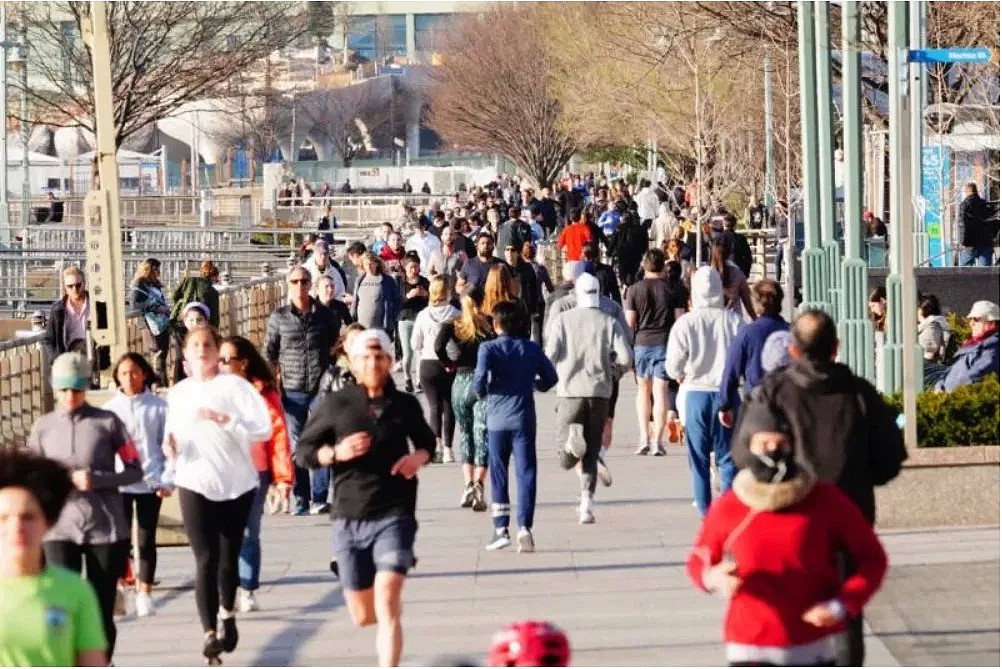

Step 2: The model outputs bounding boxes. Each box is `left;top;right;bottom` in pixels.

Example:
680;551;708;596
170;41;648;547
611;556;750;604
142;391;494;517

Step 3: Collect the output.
113;380;1000;666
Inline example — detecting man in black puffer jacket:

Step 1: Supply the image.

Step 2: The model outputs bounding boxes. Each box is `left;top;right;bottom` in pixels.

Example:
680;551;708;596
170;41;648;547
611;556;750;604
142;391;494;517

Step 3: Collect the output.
265;266;341;515
732;309;906;668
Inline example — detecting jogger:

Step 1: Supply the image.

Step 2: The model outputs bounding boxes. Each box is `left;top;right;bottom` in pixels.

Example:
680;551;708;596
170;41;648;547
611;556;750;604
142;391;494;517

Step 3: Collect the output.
487;425;538;531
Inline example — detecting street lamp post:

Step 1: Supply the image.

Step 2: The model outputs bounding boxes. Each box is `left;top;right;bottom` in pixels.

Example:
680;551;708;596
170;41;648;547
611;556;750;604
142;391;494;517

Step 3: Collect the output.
0;4;9;246
17;2;26;227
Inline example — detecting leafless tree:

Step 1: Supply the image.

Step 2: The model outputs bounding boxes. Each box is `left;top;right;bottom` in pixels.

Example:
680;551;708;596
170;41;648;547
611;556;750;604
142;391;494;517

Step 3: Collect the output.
300;78;394;166
20;1;310;147
427;6;575;188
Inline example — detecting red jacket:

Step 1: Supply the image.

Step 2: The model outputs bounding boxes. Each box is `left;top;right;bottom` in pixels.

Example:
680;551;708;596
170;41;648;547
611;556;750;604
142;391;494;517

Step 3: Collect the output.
250;385;294;485
687;477;887;648
557;222;593;261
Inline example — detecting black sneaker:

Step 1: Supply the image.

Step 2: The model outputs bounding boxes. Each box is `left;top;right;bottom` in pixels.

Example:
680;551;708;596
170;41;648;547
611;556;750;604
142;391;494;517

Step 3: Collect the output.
329;559;340;579
219;615;239;653
203;632;222;664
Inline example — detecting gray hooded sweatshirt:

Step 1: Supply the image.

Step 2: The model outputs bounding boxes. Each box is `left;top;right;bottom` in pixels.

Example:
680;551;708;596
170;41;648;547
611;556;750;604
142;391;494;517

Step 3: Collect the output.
412;304;461;361
666;266;742;391
545;303;633;399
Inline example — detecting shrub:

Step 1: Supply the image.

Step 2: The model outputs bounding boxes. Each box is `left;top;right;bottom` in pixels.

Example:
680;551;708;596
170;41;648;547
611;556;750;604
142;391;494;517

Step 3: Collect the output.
885;375;1000;447
944;312;971;360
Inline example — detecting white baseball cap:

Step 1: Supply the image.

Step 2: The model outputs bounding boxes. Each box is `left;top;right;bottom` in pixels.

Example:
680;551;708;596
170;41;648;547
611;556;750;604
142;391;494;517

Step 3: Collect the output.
967;300;1000;322
575;273;601;309
348;328;395;359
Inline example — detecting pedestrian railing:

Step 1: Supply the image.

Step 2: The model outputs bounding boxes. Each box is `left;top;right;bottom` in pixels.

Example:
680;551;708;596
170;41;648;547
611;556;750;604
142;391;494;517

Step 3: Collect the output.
0;274;288;451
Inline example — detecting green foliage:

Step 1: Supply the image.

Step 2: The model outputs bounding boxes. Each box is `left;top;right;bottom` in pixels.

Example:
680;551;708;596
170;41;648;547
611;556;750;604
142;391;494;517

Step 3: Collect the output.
945;312;971;360
885;376;1000;447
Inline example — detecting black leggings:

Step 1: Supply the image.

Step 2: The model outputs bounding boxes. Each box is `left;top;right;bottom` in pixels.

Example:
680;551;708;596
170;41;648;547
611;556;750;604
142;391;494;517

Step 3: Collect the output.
44;540;128;659
122;493;163;585
419;359;455;448
178;487;255;632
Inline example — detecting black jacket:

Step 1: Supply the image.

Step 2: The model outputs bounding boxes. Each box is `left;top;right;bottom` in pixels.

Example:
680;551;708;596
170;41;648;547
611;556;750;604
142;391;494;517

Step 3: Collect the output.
296;382;436;519
960;194;998;248
589;261;622;304
43;295;110;371
265;299;340;394
731;359;907;524
510;259;540;317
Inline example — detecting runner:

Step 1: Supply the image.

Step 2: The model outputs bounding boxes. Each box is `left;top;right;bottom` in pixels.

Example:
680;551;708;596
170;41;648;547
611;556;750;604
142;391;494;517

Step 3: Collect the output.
624;249;685;456
545;274;632;524
27;352;142;661
473;301;558;552
103;353;170;618
0;450;108;667
296;329;435;667
164;327;272;664
436;287;494;511
411;277;460;462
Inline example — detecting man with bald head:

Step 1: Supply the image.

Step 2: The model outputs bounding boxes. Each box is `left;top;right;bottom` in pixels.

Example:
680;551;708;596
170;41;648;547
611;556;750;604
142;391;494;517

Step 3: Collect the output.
732;309;905;667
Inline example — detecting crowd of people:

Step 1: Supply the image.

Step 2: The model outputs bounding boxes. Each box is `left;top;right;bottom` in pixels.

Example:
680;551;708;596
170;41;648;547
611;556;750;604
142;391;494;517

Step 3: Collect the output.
2;171;998;668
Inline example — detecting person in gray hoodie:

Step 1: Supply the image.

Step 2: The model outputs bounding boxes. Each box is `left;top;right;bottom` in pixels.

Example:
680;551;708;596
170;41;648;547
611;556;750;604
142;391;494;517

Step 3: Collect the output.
666;266;742;516
412;276;461;462
27;352;144;660
545;273;633;524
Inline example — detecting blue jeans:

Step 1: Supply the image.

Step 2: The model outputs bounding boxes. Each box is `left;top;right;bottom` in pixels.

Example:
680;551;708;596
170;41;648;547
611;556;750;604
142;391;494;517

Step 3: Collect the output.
684;389;736;516
960;246;994;267
238;471;270;591
488;425;537;530
283;389;321;511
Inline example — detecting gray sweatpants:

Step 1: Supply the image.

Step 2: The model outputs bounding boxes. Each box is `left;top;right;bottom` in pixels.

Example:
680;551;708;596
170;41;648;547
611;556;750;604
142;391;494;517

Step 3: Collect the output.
556;397;610;494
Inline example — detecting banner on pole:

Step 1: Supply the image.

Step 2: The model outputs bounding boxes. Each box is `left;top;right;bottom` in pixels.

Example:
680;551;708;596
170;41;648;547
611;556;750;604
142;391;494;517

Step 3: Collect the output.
921;146;951;268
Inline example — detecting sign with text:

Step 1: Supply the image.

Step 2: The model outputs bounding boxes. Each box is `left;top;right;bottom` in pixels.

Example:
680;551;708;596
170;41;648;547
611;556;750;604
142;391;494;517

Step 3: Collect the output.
909;47;992;64
921;146;951;268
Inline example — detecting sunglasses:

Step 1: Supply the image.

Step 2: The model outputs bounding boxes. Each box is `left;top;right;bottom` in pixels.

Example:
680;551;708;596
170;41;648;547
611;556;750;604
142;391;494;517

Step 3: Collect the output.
219;356;243;365
65;282;84;290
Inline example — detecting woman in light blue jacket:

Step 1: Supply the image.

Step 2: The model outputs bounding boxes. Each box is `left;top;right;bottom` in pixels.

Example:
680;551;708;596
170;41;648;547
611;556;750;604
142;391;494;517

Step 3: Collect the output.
103;353;169;618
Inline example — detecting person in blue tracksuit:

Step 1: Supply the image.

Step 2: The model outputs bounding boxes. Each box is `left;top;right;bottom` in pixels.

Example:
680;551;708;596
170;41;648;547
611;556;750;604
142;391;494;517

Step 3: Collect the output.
473;300;558;555
717;279;789;429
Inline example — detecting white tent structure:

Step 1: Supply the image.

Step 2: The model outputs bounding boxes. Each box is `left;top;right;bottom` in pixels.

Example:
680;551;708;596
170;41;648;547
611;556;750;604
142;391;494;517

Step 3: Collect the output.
2;144;62;196
72;148;164;195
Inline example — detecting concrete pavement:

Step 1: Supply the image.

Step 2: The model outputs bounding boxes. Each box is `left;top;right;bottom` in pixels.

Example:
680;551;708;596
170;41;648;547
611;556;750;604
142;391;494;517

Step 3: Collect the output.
112;380;1000;666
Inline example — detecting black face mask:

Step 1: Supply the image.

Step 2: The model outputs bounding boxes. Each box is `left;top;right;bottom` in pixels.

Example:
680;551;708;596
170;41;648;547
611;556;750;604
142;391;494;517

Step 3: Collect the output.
748;447;801;484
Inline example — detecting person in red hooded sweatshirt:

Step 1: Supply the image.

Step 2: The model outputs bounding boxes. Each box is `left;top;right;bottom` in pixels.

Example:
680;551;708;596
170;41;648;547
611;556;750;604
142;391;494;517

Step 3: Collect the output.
686;410;887;668
556;208;593;262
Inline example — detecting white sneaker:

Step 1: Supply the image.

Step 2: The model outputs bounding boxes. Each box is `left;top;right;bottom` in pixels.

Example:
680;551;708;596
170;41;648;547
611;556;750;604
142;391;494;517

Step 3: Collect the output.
516;527;535;553
239;589;259;613
485;529;511;551
135;591;155;617
442;446;456;463
579;495;595;524
564;424;587;459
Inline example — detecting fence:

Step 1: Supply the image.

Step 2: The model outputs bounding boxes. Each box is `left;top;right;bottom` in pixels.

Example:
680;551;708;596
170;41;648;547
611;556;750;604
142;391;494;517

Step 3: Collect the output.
0;274;287;450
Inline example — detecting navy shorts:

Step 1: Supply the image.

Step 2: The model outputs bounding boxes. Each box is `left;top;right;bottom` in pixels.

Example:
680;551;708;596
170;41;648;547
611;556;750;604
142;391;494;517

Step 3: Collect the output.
634;344;669;380
331;515;418;591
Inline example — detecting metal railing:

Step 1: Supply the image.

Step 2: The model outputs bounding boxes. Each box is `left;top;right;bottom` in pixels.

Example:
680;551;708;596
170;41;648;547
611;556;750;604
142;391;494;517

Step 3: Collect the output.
0;274;288;450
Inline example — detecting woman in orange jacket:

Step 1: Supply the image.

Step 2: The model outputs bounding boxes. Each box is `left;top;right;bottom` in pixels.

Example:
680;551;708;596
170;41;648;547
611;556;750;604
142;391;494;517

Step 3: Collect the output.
220;335;294;614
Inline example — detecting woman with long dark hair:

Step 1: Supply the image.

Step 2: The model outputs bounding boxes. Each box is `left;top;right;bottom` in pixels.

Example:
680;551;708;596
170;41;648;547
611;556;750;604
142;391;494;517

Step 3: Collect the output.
164;328;271;663
219;336;293;615
103;352;169;618
710;237;755;320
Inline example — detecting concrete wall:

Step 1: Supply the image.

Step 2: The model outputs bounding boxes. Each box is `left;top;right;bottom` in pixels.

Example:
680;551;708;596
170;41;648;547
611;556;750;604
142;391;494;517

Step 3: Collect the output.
868;266;1001;316
875;446;1000;529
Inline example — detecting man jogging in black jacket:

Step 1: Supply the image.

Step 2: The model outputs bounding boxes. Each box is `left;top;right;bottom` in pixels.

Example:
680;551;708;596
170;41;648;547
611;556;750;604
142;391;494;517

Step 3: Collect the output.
732;309;907;667
296;329;435;667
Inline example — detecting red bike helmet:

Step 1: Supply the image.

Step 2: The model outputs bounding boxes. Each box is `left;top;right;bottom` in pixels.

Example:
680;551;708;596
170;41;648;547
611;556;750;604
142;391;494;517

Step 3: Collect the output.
488;620;571;667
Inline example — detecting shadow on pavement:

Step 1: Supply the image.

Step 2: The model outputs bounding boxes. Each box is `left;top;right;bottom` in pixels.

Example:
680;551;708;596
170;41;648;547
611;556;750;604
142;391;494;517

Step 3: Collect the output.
248;587;345;666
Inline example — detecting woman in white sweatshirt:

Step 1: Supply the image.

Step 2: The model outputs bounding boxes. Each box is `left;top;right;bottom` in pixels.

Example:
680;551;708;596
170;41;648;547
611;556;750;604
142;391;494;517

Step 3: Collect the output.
666;267;742;517
163;327;271;664
411;276;460;462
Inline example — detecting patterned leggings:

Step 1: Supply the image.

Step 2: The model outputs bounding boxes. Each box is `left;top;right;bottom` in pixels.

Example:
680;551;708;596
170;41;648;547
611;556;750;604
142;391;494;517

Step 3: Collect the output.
451;371;488;467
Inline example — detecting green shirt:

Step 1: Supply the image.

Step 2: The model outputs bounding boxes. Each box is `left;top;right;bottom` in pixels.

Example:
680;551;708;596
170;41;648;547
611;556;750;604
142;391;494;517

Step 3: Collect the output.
0;566;107;666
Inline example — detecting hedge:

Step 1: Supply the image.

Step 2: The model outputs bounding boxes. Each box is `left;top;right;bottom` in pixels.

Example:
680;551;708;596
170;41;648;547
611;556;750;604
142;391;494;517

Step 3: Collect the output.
886;376;1000;447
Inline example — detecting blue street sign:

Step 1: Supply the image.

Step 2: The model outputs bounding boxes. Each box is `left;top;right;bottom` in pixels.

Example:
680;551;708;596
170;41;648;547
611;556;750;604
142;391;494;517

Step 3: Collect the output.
909;47;992;64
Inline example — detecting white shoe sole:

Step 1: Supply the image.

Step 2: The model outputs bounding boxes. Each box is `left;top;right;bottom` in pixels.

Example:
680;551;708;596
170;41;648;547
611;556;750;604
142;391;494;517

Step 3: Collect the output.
565;426;587;459
485;538;511;551
579;513;595;524
597;459;613;487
